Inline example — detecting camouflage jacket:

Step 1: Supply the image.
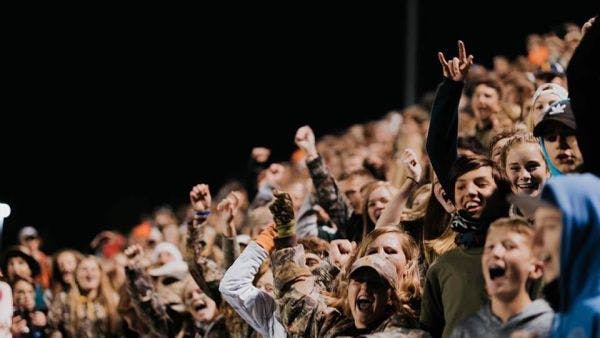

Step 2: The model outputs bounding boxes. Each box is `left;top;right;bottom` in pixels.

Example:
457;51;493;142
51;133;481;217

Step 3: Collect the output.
272;245;426;337
306;156;363;241
186;217;226;304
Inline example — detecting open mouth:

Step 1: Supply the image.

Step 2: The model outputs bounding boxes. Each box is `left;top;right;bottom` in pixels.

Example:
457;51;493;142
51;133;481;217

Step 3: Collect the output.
489;265;506;280
556;153;574;164
356;296;373;312
193;302;207;312
465;200;481;213
517;182;538;193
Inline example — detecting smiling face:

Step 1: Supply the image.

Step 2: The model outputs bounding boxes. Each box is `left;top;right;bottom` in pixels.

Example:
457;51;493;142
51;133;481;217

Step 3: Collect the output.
184;280;218;323
364;233;408;283
7;256;32;281
483;226;540;302
533;206;562;284
76;258;101;292
454;166;497;219
505;143;549;197
13;279;36;311
348;267;392;329
367;186;393;224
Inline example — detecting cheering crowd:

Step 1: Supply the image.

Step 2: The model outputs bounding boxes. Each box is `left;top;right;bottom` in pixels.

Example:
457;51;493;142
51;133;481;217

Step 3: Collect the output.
0;16;598;338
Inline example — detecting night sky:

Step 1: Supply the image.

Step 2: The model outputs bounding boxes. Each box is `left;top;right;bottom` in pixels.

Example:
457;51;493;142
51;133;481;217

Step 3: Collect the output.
2;3;598;252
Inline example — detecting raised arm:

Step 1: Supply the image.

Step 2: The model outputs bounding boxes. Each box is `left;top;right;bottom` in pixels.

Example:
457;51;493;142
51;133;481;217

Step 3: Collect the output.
376;148;423;228
268;192;332;336
295;126;352;234
186;184;224;303
216;191;243;269
219;225;278;337
426;40;473;199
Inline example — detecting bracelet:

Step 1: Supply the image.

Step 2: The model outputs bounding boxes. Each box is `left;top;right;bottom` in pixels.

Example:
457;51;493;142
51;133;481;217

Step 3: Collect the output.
195;210;211;217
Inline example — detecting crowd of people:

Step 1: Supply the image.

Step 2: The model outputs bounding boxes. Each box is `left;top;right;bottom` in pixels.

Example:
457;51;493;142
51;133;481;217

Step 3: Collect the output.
0;16;598;338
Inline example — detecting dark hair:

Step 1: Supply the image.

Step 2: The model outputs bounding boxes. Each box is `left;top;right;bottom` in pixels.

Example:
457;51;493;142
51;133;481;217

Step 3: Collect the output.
449;155;512;204
458;136;486;156
471;77;503;98
449;155;512;223
298;236;330;257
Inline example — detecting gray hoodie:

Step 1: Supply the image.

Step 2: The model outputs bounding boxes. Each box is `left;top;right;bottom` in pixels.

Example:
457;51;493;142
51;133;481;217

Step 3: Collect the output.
450;299;554;338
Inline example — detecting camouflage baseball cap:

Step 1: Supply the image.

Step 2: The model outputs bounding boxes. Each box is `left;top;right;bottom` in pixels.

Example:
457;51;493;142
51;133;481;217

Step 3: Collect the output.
349;254;398;291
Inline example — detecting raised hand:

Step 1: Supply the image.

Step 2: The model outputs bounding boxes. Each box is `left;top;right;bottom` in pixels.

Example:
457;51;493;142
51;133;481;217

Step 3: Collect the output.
269;191;295;227
329;239;356;268
252;147;271;163
216;191;243;237
401;148;423;183
294;125;318;160
190;184;212;212
124;244;144;268
581;17;596;37
438;40;474;82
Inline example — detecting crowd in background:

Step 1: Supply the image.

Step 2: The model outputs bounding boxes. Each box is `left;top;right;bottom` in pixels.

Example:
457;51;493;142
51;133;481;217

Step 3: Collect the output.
0;17;598;338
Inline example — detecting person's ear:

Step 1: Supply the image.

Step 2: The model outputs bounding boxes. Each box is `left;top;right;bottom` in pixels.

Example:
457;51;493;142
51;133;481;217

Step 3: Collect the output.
529;258;544;280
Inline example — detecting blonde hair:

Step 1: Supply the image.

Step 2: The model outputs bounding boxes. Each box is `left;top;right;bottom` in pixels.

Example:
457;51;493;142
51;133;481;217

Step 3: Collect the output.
401;184;432;222
360;181;399;240
500;132;548;173
67;256;120;334
488;217;534;239
332;226;421;319
423;227;457;266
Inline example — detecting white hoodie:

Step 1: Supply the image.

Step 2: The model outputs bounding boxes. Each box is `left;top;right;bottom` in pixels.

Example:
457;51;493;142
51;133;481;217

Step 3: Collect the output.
219;242;286;338
0;281;12;338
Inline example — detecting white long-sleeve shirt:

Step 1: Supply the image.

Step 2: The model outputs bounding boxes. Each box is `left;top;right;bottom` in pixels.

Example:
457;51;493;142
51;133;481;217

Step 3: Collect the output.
219;242;286;338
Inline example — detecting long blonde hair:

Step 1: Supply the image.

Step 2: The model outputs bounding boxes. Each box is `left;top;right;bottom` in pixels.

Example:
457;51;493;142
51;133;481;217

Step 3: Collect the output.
331;226;421;319
67;256;120;334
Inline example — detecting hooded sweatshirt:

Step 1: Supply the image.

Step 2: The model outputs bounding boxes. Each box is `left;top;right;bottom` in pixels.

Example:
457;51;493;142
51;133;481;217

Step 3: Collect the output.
450;299;553;338
541;174;600;338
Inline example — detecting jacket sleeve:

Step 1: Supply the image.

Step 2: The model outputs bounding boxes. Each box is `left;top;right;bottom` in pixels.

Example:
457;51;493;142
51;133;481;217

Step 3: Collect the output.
271;244;334;337
567;20;600;176
306;156;352;237
186;216;225;303
426;78;463;201
219;242;277;337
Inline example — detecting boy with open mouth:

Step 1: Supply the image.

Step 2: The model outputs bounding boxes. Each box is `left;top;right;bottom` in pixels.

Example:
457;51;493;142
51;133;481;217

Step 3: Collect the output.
451;217;553;337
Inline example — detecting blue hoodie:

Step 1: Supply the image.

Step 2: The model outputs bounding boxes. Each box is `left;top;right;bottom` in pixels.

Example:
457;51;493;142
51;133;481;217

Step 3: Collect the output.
540;174;600;338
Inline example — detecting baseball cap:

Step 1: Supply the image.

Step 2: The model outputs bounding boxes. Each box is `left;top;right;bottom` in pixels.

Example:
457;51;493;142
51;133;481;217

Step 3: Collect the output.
533;99;576;137
349;254;398;291
18;226;38;242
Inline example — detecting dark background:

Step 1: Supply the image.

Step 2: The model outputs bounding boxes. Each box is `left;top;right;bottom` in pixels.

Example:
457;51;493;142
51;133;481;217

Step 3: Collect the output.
2;3;598;253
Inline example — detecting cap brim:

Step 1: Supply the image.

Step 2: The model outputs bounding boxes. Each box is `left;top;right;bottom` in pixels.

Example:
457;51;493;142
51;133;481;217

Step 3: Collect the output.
508;193;555;218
